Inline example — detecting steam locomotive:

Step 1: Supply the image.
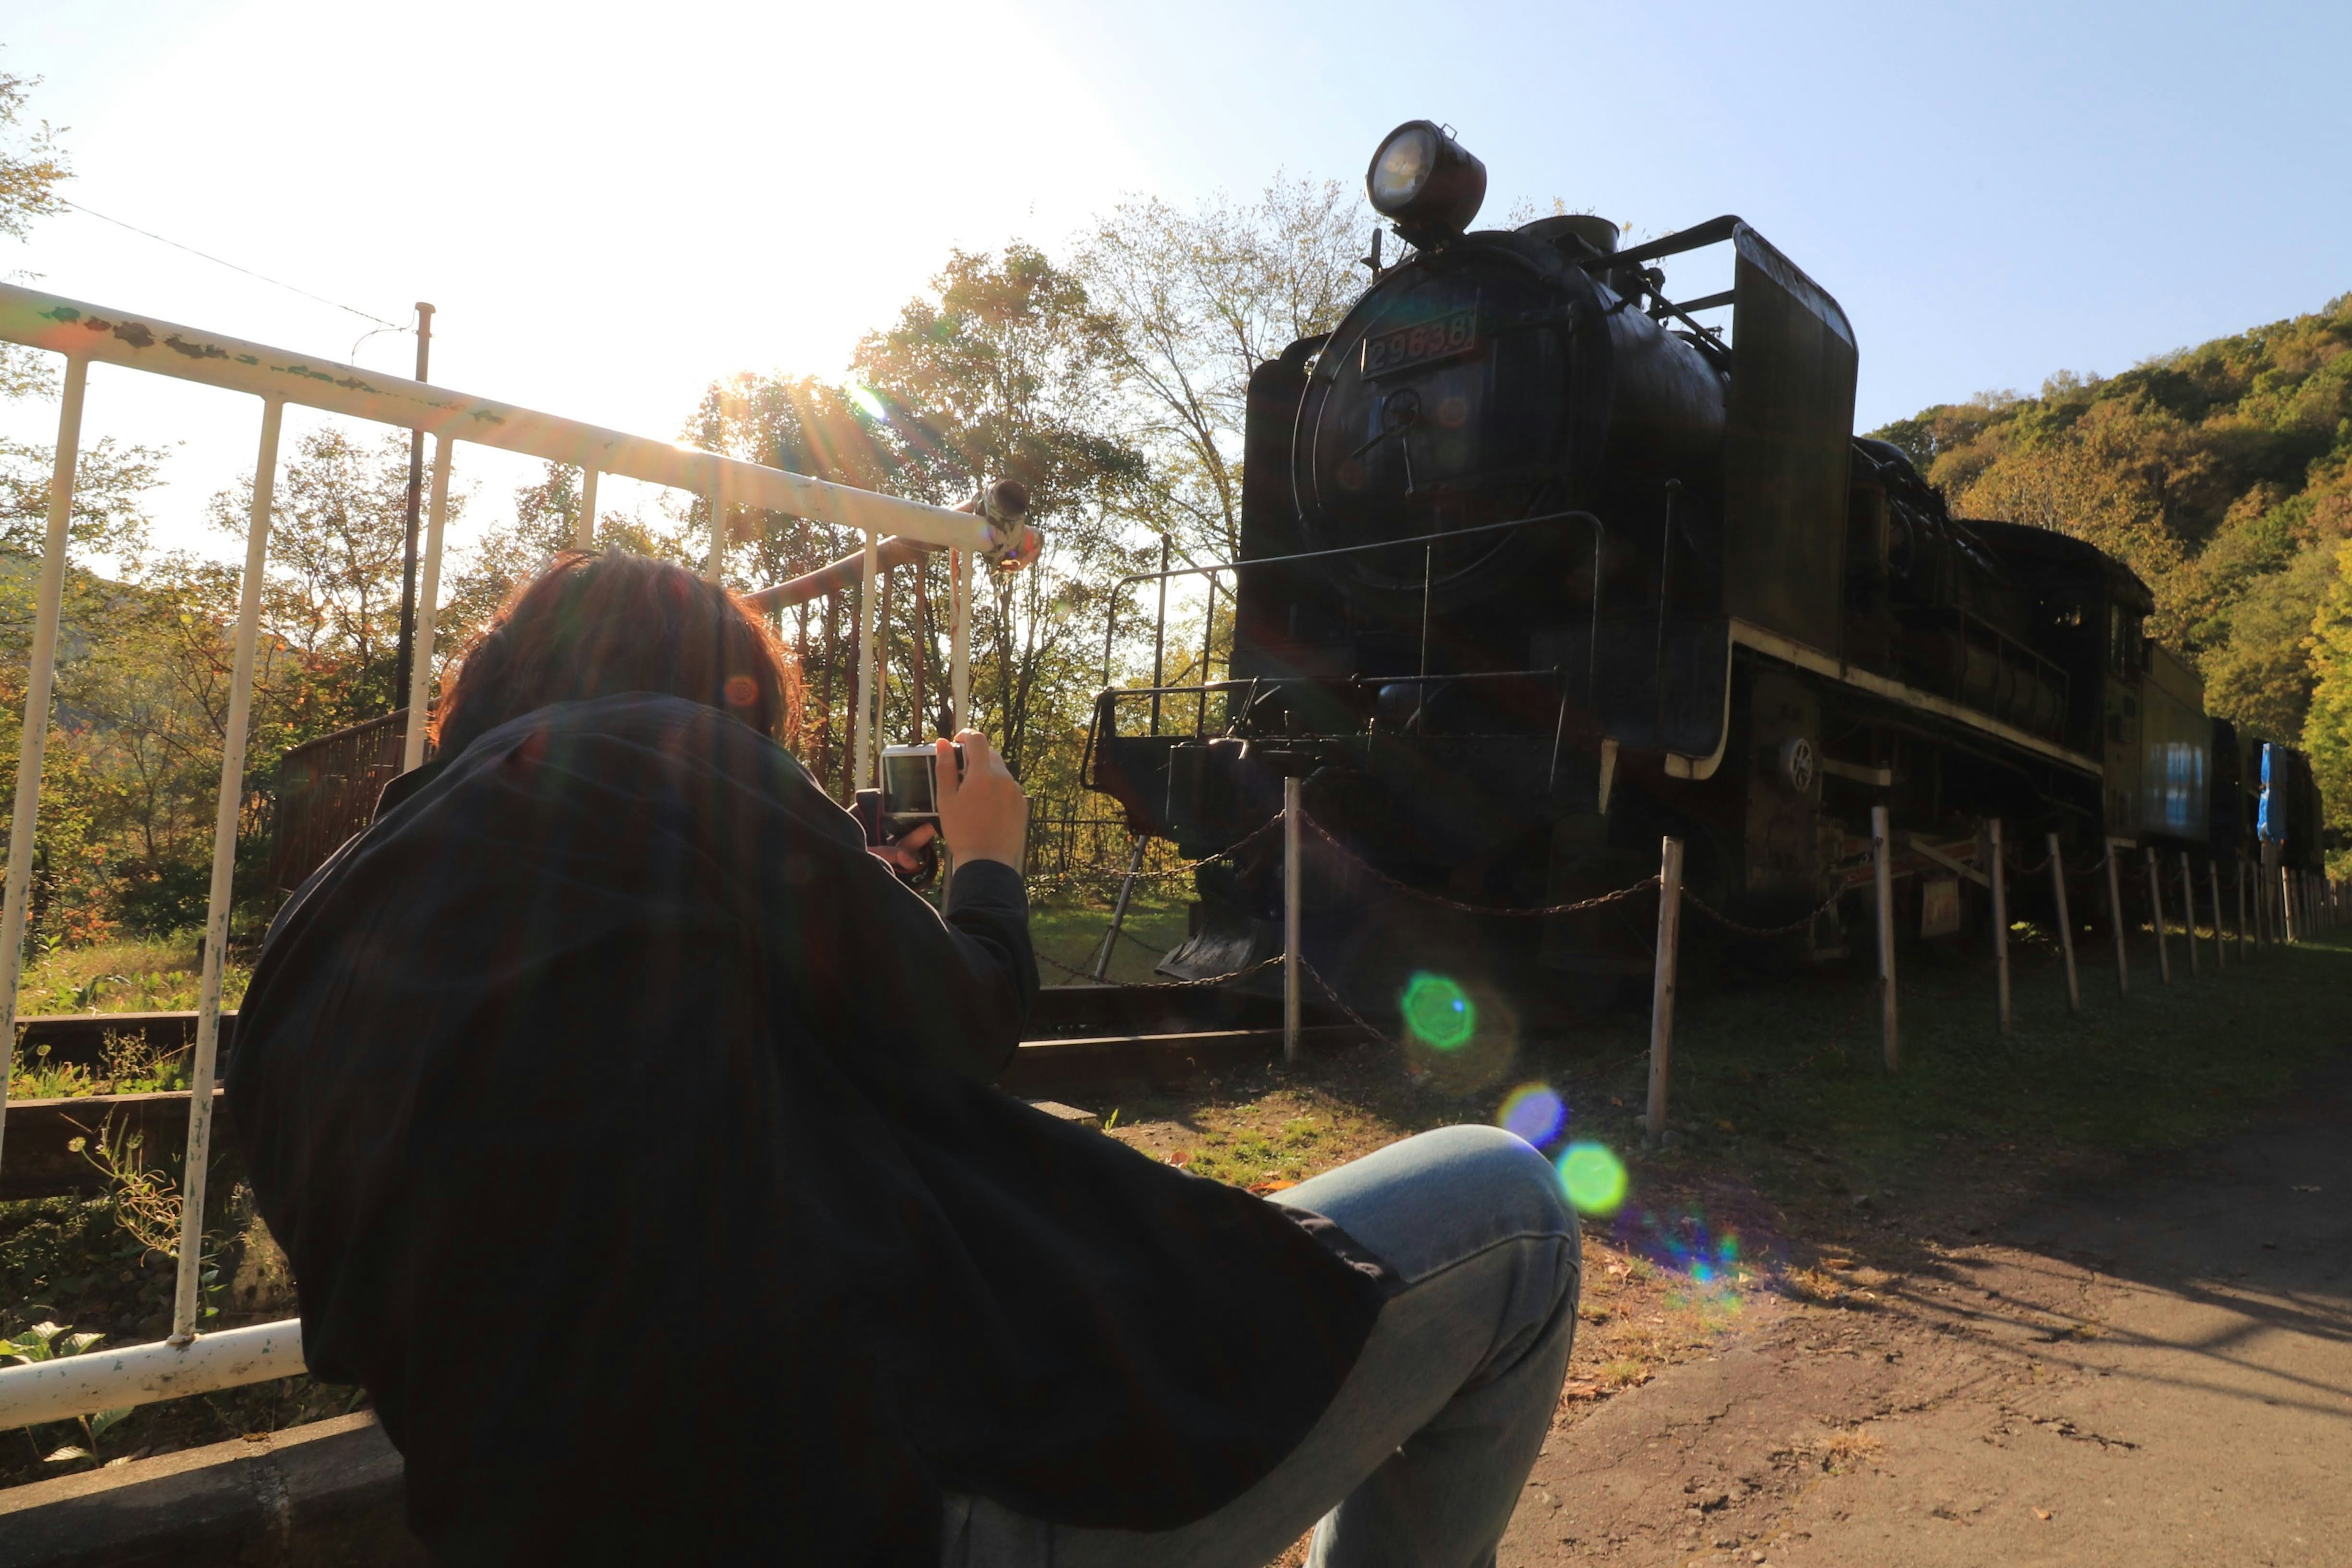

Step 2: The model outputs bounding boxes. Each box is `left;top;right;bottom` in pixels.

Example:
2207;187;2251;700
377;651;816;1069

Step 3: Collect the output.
1087;121;2325;1021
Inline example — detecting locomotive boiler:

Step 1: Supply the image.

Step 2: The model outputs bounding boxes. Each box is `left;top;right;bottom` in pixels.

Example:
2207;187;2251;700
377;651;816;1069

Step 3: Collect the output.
1087;120;2321;1021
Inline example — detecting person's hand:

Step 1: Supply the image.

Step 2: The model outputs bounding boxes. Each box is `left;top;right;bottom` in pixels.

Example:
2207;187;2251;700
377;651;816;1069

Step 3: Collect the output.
867;820;937;876
936;731;1025;871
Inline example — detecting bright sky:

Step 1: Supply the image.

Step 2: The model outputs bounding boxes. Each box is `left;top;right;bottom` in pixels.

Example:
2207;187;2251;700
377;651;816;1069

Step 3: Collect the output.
4;0;2347;569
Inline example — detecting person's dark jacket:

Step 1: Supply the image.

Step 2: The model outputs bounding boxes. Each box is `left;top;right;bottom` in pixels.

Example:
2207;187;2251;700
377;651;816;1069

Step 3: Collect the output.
227;693;1387;1566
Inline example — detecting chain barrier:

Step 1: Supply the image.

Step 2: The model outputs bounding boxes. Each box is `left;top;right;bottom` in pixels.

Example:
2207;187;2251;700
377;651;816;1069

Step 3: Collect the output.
1025;812;1286;898
1036;948;1286;992
1681;883;1846;940
1295;811;1660;918
1300;955;1408;1054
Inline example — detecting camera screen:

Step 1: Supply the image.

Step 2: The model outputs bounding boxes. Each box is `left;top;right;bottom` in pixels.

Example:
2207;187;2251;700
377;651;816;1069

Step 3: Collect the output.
880;749;938;818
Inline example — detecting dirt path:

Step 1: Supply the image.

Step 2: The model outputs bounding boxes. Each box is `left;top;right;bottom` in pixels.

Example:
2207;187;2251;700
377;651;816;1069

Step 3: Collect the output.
1502;1046;2352;1567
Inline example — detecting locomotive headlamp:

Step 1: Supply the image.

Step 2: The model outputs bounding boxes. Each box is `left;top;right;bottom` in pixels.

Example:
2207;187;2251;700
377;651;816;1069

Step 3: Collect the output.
1366;120;1487;241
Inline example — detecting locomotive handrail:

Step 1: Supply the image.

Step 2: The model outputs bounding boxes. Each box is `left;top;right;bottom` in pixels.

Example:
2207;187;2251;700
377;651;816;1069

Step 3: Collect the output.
1095;509;1604;706
1101;510;1601;595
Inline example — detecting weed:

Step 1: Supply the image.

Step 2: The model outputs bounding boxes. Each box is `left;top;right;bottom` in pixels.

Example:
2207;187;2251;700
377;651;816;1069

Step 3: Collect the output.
0;1321;132;1468
1815;1425;1883;1474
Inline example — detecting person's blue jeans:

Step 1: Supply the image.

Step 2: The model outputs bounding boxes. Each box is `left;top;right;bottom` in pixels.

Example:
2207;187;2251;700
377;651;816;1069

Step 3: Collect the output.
940;1124;1582;1567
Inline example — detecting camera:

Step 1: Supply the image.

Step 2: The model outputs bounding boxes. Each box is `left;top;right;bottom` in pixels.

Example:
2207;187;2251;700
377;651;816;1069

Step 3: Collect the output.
879;742;966;829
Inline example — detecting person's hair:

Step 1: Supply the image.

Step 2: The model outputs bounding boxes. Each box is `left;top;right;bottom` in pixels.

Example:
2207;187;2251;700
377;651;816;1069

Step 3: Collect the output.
432;552;801;759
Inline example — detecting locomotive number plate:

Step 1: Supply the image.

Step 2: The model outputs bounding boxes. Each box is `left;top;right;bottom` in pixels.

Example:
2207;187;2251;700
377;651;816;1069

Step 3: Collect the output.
1361;307;1478;378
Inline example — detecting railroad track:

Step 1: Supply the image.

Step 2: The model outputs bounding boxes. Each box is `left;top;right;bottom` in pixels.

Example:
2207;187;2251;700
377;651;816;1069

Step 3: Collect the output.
2;988;1370;1200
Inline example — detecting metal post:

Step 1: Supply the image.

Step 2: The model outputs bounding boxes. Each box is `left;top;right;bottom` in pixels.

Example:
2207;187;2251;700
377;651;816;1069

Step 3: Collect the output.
175;397;285;1342
2237;858;2250;961
400;438;455;772
950;548;971;734
908;564;929;744
1150;537;1169;737
2282;865;2297;943
2209;860;2226;971
393;304;434;713
1284;775;1303;1065
1197;572;1217;736
852;532;880;792
2166;852;2189;963
1989;819;2011;1030
576;466;598;552
2147;847;2171;982
1872;804;1897;1071
0;357;89;1177
1090;839;1147;982
2106;842;2131;995
1646;836;1684;1143
2049;832;2079;1012
706;472;726;585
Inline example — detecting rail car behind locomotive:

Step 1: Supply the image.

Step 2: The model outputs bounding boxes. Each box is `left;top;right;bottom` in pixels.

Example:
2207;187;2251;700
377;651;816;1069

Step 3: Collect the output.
1088;121;2324;1019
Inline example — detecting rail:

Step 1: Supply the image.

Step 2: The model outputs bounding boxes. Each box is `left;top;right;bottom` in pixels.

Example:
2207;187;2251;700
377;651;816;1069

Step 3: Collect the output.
0;283;1038;1385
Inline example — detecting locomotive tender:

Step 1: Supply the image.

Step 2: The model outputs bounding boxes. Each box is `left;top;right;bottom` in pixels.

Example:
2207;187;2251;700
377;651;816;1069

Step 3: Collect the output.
1088;121;2323;1017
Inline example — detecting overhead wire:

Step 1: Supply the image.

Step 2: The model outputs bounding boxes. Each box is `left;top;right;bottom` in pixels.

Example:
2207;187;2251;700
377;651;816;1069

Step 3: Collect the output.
55;198;409;344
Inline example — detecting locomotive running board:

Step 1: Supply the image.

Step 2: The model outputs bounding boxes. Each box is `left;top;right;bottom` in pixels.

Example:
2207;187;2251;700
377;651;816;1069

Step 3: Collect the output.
1662;619;2101;781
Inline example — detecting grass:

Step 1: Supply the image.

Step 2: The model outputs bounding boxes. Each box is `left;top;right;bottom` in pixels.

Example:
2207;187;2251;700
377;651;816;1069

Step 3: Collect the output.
13;935;251;1020
1027;885;1194;986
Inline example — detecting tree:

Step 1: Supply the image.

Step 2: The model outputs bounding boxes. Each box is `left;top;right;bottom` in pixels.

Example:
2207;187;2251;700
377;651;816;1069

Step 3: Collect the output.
852;246;1149;777
1076;177;1369;562
1;69;71;401
2303;536;2352;873
202;427;455;730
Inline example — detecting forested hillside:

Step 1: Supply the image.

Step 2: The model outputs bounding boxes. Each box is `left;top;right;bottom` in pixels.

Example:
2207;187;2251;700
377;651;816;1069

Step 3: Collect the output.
1871;293;2352;862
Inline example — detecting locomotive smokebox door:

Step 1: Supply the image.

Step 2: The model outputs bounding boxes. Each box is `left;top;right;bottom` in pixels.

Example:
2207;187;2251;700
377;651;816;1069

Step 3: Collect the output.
1743;669;1823;906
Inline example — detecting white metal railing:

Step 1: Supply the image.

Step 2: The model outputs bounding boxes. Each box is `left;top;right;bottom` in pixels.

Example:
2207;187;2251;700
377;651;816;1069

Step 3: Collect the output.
0;281;1035;1428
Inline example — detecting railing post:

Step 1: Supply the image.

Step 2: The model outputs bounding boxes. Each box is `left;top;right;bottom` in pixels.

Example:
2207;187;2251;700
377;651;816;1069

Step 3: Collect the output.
0;356;89;1177
852;531;880;793
1150;537;1169;737
400;437;454;771
2106;842;2130;995
1872;804;1898;1071
1284;776;1303;1065
176;396;285;1343
2147;847;2172;982
1197;571;1217;736
1989;819;2011;1030
1090;839;1147;982
2048;832;2079;1012
2180;850;2200;978
1646;836;1684;1145
950;548;971;734
2209;859;2226;971
2237;857;2250;960
576;466;598;552
705;469;727;585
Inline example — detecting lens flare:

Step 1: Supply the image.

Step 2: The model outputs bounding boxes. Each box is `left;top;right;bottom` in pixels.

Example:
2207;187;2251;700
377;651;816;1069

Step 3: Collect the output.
1400;972;1476;1049
1497;1083;1567;1147
1557;1141;1627;1216
846;383;888;420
